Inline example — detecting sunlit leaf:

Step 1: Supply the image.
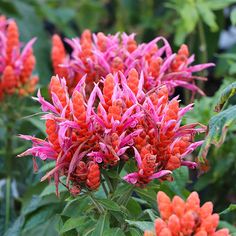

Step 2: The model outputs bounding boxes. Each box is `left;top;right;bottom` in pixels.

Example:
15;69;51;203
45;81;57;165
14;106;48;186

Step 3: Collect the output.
220;204;236;215
197;2;218;31
97;198;121;212
125;220;153;232
215;82;236;112
59;216;87;234
198;105;236;166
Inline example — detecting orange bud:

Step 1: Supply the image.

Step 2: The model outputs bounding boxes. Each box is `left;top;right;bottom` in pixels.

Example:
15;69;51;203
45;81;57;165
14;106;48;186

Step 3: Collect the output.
172;195;185;217
86;162;100;190
6;20;19;64
157;191;172;220
127;68;139;95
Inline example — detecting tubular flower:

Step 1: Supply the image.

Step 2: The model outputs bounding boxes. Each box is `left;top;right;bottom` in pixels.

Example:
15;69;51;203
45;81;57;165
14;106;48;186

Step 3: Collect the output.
51;30;213;95
0;16;38;100
144;191;230;236
19;70;205;195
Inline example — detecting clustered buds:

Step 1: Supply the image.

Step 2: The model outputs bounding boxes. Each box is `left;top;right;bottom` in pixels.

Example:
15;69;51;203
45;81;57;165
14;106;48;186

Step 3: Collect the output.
0;16;38;100
51;30;213;96
144;191;229;236
19;68;205;194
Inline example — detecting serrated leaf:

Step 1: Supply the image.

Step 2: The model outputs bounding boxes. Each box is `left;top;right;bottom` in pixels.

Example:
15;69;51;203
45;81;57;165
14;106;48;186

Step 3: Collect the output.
220;204;236;215
97;198;121;212
125;220;153;232
215;82;236;112
59;216;87;234
91;214;109;236
198;105;236;166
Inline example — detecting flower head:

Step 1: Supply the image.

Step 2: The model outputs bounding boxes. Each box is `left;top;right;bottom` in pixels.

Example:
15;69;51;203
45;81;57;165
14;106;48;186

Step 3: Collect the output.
144;191;230;236
0;16;38;100
19;69;205;195
51;30;213;96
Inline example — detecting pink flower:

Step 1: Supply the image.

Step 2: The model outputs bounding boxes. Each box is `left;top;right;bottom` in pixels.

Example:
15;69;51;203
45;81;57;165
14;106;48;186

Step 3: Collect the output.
51;30;214;96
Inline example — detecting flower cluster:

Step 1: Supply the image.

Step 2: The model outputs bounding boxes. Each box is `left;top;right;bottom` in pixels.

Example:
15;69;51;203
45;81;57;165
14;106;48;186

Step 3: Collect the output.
144;191;229;236
51;30;213;96
0;15;38;100
19;69;205;194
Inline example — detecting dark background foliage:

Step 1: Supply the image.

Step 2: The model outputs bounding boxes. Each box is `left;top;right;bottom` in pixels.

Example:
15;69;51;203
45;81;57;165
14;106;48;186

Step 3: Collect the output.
1;0;236;235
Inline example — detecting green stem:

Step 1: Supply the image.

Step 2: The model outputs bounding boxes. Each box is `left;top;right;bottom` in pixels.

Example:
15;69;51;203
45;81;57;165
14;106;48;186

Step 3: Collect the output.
5;122;13;231
5;176;11;231
101;182;108;197
102;172;114;193
88;193;105;214
197;19;208;92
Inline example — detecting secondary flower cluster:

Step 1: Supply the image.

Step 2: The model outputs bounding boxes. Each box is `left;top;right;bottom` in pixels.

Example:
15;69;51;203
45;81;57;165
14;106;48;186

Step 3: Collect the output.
144;191;229;236
51;30;213;95
19;69;205;195
0;15;38;100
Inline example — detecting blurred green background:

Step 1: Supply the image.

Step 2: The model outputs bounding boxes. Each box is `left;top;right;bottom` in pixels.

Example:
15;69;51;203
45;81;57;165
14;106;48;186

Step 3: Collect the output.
1;0;236;235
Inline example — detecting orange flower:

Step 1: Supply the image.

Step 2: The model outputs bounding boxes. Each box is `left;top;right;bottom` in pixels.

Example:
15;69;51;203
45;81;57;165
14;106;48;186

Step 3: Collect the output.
86;162;100;190
144;191;230;236
0;16;37;100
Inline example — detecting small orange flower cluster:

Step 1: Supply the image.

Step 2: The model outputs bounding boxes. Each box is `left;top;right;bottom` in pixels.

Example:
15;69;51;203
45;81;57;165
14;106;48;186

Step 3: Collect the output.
0;16;38;100
144;191;230;236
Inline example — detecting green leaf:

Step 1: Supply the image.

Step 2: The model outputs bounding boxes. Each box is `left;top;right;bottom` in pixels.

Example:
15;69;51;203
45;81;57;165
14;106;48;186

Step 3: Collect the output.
97;198;121;212
229;63;236;75
62;197;89;218
126;198;142;218
142;209;158;222
12;1;51;84
219;221;236;233
76;0;106;31
59;216;87;234
38;161;55;173
135;188;157;207
125;220;153;232
129;227;143;236
27;117;46;135
91;214;109;236
103;228;125;236
231;8;236;26
4;216;25;236
180;4;199;33
220;204;236;215
22;205;60;233
197;2;218;31
198;105;236;165
40;183;67;197
160;167;189;198
206;0;236;10
215;82;236;112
